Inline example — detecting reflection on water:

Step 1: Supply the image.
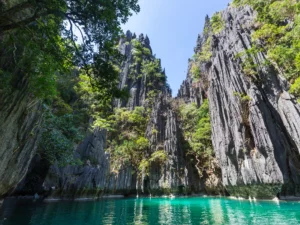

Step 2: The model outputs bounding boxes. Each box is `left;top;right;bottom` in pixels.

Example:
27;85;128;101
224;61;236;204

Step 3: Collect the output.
1;197;300;225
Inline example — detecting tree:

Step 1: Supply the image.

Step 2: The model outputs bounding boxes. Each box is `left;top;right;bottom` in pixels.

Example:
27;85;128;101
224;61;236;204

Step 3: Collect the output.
178;100;214;177
0;0;140;100
0;0;140;166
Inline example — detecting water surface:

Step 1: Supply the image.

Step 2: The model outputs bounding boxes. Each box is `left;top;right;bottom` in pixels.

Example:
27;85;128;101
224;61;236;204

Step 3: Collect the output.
1;197;300;225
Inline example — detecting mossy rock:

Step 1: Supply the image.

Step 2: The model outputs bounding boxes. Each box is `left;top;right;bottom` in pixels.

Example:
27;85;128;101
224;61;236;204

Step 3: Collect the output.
225;184;282;199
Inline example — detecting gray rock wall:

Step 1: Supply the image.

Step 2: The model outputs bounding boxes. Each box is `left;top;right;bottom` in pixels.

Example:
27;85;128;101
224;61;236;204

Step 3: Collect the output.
145;93;203;194
39;31;209;198
177;61;203;106
0;83;42;198
203;5;300;198
115;31;155;109
42;129;136;198
5;5;300;200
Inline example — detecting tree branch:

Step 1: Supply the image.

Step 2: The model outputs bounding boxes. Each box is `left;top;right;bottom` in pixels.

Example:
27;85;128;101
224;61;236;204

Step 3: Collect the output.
1;1;34;17
66;17;91;77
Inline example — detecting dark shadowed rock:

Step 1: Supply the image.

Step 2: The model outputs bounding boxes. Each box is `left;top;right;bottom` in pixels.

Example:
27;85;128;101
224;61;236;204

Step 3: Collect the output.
0;83;42;198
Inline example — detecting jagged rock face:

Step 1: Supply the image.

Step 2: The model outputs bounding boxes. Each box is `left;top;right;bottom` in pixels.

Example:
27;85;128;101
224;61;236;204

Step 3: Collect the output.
39;32;208;198
8;1;300;199
0;84;42;197
42;129;136;198
27;32;176;198
115;31;156;109
17;30;223;198
177;61;203;106
177;16;211;106
144;93;202;194
203;5;300;198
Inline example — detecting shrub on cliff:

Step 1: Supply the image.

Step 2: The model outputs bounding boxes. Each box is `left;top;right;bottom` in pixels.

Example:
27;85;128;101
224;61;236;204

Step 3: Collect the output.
178;100;214;177
233;0;300;100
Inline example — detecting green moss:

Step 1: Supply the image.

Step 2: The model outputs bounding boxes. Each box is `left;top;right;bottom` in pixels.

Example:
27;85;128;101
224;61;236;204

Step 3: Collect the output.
226;184;282;199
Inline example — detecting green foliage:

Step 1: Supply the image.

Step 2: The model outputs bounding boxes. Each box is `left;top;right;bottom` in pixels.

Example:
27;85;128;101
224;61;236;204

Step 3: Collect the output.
234;92;251;102
0;23;72;100
106;107;150;172
52;97;73;116
252;24;286;45
296;53;300;71
234;92;251;124
141;58;168;94
194;37;212;64
0;0;140;68
190;62;201;80
0;0;140;103
41;108;84;166
75;67;129;129
132;39;143;49
179;102;199;138
147;90;159;106
143;47;152;56
149;150;167;163
106;103;168;176
42;129;74;166
235;46;267;79
0;0;144;168
233;0;300;96
126;38;170;97
233;0;299;23
138;159;150;175
211;12;225;34
290;77;300;100
178;100;214;177
136;137;150;150
242;57;259;78
151;127;159;135
138;150;167;176
142;59;164;79
131;40;152;61
190;37;212;80
132;39;143;59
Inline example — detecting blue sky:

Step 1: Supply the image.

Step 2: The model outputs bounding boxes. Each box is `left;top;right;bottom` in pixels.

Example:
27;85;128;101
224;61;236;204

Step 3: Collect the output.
121;0;231;96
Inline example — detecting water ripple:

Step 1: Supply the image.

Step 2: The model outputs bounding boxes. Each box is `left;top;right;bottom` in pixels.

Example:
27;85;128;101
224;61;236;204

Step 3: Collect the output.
1;197;300;225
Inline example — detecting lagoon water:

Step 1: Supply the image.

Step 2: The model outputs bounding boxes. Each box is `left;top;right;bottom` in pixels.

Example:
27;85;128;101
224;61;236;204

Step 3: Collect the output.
1;197;300;225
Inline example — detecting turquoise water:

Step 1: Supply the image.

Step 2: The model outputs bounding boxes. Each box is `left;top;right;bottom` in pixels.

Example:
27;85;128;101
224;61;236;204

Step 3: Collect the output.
1;197;300;225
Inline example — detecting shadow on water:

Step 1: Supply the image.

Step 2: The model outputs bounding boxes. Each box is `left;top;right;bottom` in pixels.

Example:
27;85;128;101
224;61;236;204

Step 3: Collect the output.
1;197;300;225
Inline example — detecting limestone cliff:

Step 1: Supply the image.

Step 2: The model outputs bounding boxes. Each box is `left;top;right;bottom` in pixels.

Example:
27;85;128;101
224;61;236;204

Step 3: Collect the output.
191;5;300;198
13;31;201;199
2;3;300;200
0;82;42;197
23;31;224;199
